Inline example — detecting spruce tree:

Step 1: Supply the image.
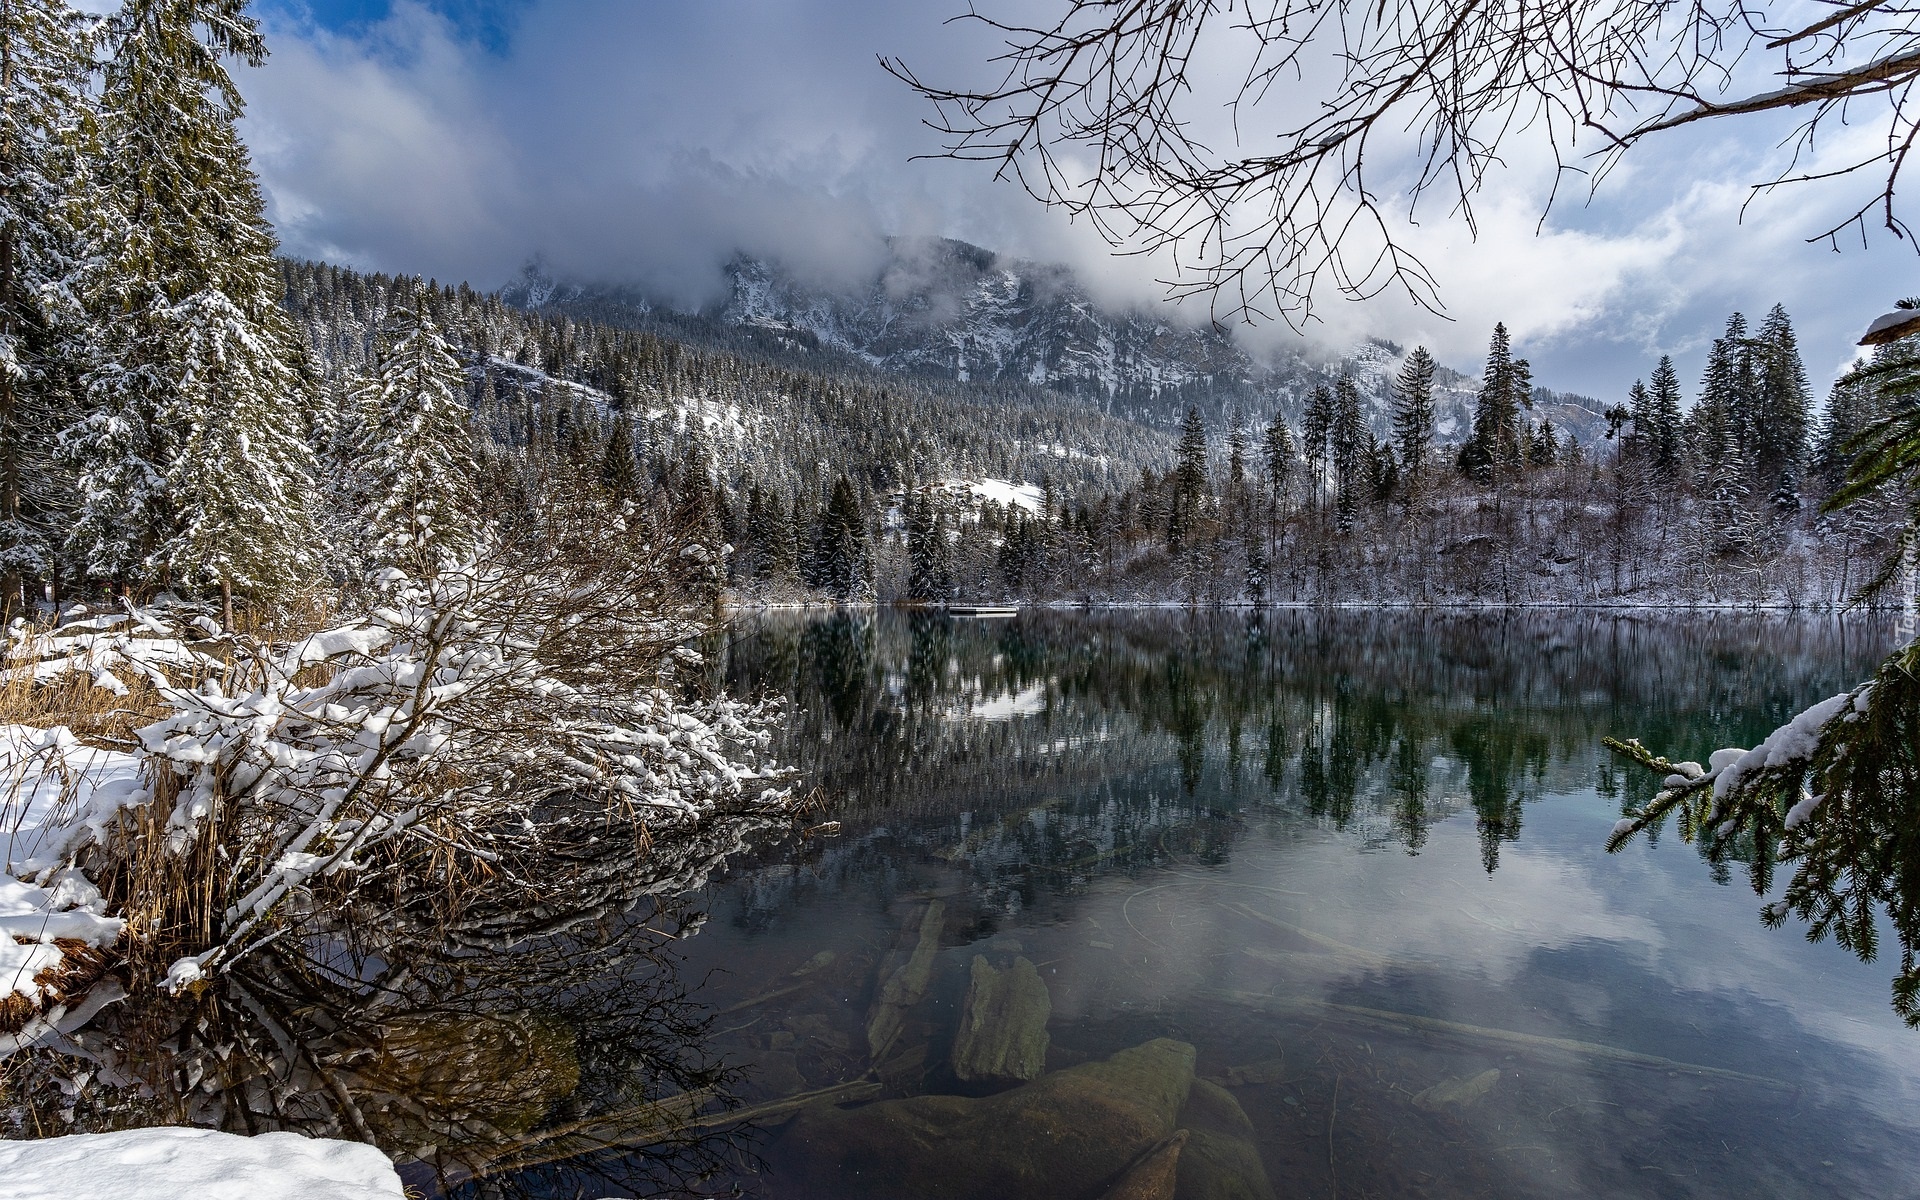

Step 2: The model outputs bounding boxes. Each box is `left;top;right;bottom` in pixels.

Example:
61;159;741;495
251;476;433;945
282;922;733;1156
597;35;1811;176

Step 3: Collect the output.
599;412;640;500
1170;405;1207;550
1625;380;1652;458
158;290;317;616
1648;355;1685;470
906;488;954;603
1694;314;1759;550
65;0;317;602
1302;384;1334;508
0;0;94;617
811;475;870;602
1463;324;1523;487
1263;412;1295;507
351;305;479;574
1390;347;1437;498
1755;303;1811;505
1330;373;1367;530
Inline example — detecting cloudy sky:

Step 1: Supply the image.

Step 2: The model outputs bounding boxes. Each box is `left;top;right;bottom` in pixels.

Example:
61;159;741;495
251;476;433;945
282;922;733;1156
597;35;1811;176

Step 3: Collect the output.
240;0;1912;402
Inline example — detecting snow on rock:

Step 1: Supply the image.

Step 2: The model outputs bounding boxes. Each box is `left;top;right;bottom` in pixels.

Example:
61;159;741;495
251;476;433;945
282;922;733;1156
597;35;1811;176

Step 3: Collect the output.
0;1128;405;1200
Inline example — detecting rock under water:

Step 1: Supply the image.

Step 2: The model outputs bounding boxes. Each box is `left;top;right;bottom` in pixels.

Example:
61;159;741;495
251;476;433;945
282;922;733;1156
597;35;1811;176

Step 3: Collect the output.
949;954;1051;1086
775;1037;1277;1200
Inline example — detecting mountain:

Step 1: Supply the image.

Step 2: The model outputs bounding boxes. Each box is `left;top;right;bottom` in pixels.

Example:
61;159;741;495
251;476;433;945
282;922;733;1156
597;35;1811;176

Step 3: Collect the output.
503;237;1610;445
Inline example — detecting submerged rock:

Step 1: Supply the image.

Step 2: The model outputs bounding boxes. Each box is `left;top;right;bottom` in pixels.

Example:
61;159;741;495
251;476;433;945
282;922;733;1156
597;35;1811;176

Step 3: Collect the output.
1174;1079;1278;1200
1412;1067;1502;1110
865;900;946;1061
1101;1131;1189;1200
951;954;1051;1086
780;1037;1198;1200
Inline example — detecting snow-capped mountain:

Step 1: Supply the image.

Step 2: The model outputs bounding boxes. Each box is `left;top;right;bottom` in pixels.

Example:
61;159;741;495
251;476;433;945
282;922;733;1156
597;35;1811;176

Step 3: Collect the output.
505;237;1608;444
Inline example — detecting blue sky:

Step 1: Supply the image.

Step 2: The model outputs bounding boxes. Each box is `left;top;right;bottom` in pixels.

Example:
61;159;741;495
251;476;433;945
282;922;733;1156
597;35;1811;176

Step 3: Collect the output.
256;0;523;49
236;0;1913;403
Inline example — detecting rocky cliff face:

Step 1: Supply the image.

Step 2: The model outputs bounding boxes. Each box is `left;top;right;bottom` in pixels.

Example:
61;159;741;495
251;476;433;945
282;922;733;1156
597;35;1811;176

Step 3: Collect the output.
507;236;1608;444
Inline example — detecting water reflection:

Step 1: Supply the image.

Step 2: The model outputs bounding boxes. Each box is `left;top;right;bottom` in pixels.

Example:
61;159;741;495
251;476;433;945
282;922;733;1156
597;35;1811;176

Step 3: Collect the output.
657;610;1920;1200
47;611;1913;1198
31;794;801;1199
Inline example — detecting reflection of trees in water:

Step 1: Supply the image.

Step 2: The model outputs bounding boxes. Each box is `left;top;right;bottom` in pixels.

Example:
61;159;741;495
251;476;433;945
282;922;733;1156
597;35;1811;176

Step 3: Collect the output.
11;801;797;1199
724;610;1892;880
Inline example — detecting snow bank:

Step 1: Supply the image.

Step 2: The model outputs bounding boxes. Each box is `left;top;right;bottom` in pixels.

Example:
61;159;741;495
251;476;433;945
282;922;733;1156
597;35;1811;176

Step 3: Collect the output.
2;724;147;876
0;726;144;1008
0;1127;404;1200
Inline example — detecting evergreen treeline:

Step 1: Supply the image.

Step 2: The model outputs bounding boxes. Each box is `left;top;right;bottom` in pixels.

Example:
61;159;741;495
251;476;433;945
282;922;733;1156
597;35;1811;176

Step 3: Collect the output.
882;313;1901;607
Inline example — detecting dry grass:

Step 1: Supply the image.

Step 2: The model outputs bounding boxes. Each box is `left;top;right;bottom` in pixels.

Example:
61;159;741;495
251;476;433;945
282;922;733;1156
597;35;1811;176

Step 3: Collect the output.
0;668;168;745
0;594;342;743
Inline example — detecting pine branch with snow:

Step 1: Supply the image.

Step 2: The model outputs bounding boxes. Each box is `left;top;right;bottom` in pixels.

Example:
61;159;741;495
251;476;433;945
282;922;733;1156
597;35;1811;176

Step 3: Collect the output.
1606;640;1920;1022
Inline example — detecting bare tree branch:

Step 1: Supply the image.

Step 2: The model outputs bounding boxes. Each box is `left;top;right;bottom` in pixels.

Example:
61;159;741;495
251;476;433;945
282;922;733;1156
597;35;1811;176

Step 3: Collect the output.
886;0;1920;326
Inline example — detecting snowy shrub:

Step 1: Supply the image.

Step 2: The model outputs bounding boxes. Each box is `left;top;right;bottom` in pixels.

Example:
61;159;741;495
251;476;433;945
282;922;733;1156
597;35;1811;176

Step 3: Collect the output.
0;513;795;1054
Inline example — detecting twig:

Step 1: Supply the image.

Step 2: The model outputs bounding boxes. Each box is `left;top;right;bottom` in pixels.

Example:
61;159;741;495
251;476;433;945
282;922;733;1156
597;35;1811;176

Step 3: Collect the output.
1327;1072;1340;1200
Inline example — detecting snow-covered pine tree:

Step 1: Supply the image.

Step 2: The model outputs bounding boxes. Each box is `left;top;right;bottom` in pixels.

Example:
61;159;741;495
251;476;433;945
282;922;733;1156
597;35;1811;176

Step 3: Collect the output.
1390;346;1436;498
906;488;953;604
1647;355;1684;470
1529;420;1559;468
811;474;871;602
599;411;640;501
1693;314;1759;554
1225;413;1249;497
1624;380;1652;459
156;289;317;621
351;305;480;575
0;0;95;618
1169;405;1207;551
1302;384;1333;510
1262;411;1295;510
65;0;316;603
1755;304;1811;507
1463;324;1523;488
1330;373;1367;530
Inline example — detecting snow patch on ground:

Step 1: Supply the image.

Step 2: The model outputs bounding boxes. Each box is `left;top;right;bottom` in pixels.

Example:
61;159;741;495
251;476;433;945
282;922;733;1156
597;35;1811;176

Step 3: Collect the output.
945;478;1045;515
2;724;147;876
0;1127;405;1200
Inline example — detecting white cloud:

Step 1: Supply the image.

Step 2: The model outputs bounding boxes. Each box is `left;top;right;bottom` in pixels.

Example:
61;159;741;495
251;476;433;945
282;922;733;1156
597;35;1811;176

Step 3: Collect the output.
240;0;1914;398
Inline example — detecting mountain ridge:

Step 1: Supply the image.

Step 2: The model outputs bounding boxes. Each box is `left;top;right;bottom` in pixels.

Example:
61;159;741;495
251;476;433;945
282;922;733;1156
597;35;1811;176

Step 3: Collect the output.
502;235;1611;445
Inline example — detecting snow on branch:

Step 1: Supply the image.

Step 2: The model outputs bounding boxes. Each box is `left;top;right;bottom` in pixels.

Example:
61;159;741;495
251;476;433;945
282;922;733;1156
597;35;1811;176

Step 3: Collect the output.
1606;640;1920;1022
1;528;796;1046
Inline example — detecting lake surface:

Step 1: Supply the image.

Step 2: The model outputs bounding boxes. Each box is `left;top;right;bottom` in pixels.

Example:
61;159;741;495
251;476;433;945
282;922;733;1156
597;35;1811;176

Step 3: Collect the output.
475;610;1920;1199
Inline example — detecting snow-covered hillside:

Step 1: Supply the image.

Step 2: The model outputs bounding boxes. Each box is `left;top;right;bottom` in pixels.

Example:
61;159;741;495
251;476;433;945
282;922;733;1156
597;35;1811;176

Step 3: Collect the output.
507;238;1609;445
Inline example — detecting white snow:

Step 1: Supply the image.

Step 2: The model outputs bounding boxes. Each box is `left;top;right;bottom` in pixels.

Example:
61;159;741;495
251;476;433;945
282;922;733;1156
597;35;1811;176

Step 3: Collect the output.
945;477;1045;515
0;726;142;1007
1784;792;1824;830
0;1127;404;1200
1;724;148;876
1860;308;1920;346
1700;688;1863;803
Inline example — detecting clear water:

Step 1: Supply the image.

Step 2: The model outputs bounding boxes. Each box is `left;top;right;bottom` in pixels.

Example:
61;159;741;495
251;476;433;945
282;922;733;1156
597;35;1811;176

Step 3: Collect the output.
486;611;1920;1199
